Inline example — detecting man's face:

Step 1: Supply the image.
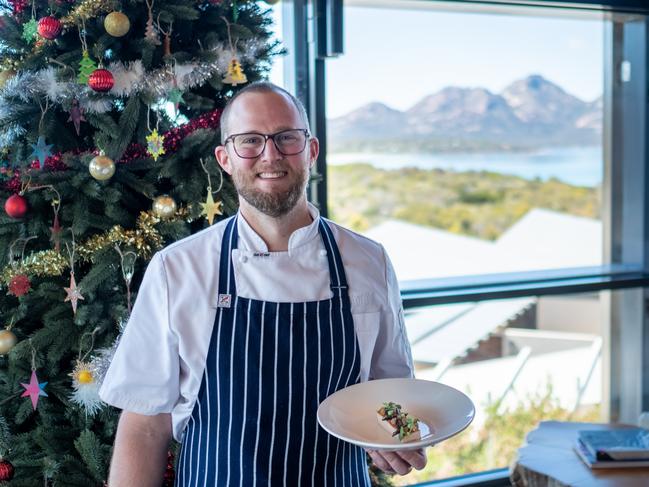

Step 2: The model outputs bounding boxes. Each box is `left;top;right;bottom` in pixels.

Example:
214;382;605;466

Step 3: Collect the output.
215;91;319;218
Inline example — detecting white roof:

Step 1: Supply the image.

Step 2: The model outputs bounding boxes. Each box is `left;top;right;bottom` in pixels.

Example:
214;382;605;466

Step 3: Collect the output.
496;208;602;271
408;297;534;364
365;208;602;281
365;220;498;280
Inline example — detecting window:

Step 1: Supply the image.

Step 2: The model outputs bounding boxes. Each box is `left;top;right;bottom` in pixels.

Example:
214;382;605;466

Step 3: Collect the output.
326;3;604;279
281;0;649;484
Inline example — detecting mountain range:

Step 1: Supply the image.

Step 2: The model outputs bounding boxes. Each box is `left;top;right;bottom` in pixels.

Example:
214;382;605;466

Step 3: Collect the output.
327;75;602;153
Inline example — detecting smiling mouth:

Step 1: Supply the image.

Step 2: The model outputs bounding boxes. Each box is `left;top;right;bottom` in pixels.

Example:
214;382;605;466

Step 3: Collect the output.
257;171;288;179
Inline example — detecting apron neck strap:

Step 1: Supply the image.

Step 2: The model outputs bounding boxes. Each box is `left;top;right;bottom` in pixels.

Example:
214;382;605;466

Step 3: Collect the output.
217;215;350;299
318;218;349;294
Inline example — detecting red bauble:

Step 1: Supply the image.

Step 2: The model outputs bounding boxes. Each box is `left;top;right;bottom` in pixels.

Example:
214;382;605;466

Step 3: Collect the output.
37;16;62;40
88;69;114;92
4;193;27;218
0;459;14;481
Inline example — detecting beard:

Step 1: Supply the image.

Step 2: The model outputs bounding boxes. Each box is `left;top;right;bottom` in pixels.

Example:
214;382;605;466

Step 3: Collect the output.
231;162;309;218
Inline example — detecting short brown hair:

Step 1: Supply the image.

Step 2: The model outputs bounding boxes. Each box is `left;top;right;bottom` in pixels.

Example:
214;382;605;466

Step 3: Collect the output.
219;81;311;144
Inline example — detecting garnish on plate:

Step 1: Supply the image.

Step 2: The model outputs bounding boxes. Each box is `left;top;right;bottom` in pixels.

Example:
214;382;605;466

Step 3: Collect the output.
376;401;421;442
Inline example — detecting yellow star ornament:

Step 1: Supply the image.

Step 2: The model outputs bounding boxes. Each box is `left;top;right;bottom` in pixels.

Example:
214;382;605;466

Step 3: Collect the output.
146;129;166;161
200;190;223;225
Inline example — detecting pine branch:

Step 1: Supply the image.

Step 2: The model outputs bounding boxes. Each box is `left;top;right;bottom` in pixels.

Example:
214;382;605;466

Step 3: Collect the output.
0;414;11;455
106;96;141;161
73;429;107;482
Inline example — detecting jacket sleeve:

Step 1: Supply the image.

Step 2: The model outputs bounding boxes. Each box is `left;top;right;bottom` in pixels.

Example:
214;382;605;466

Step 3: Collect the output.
368;245;414;380
98;252;180;414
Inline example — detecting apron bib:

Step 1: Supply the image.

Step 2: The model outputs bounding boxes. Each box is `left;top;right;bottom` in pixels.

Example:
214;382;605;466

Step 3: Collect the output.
175;216;372;487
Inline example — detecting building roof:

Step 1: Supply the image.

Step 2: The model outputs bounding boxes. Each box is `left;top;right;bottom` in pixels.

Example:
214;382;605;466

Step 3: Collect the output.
408;297;534;364
365;208;602;281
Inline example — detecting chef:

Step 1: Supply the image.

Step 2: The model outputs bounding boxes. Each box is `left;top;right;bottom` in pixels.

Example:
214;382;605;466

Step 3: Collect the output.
99;81;426;486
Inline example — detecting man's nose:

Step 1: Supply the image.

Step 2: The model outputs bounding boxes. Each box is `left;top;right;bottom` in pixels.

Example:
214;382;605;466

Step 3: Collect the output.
260;136;282;161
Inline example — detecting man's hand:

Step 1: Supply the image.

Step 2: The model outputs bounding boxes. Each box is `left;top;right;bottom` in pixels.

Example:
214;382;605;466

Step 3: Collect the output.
366;448;427;475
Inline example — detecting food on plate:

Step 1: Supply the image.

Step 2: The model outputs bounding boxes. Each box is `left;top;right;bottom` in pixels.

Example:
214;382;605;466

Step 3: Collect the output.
376;401;421;442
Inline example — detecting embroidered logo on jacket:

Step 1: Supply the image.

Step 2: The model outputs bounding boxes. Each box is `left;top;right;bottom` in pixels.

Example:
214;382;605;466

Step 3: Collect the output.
218;294;232;308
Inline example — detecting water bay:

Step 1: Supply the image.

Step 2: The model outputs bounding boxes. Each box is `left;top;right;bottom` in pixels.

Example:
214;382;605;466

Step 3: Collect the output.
327;146;602;188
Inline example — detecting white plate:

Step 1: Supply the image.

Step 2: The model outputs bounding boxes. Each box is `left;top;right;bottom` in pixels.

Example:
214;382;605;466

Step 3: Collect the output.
317;378;475;451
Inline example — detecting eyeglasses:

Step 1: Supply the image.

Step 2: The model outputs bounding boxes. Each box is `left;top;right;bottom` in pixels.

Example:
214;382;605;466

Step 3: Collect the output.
225;129;310;159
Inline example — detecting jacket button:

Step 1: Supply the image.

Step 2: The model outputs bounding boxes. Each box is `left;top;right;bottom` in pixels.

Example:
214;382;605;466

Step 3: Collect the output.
240;255;248;263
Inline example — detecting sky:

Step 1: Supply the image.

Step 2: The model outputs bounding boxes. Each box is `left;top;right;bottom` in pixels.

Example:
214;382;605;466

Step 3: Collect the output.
269;4;604;119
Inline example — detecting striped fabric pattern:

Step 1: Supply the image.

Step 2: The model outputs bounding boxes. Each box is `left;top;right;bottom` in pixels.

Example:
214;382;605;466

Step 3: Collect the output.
176;216;372;486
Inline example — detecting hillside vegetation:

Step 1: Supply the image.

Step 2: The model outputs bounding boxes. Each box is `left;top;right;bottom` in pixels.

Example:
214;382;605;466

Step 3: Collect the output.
327;163;600;240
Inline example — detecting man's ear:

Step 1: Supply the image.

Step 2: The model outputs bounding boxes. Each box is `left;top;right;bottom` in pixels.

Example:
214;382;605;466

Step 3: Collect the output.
308;136;319;169
215;145;233;175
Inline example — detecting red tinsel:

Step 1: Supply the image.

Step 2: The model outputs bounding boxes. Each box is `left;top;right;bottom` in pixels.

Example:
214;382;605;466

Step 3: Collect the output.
3;109;221;193
9;0;29;15
5;152;75;193
163;451;175;486
8;274;31;297
118;108;221;163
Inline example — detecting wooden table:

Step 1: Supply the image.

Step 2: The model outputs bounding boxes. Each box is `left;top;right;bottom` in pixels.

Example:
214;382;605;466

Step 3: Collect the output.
510;421;649;487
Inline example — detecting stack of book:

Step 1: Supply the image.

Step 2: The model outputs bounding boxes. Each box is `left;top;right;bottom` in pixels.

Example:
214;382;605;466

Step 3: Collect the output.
574;428;649;469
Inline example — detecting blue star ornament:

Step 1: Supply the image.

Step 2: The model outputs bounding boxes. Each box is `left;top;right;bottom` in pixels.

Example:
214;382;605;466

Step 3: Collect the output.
30;136;54;166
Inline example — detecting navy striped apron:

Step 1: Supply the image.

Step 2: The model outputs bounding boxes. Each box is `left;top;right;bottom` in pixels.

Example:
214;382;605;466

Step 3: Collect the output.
176;216;372;486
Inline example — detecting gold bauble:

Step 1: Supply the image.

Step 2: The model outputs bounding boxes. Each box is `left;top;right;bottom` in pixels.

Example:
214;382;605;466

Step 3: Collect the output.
89;154;116;181
0;69;16;89
104;12;130;37
152;195;177;219
0;329;17;355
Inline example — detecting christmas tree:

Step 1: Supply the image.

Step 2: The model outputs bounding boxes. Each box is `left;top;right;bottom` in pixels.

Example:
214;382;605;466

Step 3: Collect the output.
0;0;279;484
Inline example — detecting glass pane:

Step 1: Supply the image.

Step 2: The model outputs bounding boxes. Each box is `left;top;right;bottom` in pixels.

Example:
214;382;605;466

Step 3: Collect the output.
398;291;609;484
326;3;604;279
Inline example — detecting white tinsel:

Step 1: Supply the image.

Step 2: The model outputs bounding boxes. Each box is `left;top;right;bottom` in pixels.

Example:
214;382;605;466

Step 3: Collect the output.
0;40;262;128
39;67;70;102
109;60;145;97
82;97;113;114
93;340;120;386
0;125;26;149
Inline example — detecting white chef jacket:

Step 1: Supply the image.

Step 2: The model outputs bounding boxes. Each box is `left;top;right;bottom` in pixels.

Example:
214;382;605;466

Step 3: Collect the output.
99;203;414;441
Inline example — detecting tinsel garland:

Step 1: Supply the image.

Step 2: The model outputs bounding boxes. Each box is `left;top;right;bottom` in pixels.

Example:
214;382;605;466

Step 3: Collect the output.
8;0;29;15
0;58;234;149
2;39;261;116
60;0;115;29
1;209;190;287
3;109;221;192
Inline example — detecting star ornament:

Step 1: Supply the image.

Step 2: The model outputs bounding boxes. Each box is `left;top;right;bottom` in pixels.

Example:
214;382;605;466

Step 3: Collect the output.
20;370;48;410
50;212;62;251
64;272;84;315
200;190;223;225
67;99;86;136
167;88;185;107
146;129;165;161
29;136;53;166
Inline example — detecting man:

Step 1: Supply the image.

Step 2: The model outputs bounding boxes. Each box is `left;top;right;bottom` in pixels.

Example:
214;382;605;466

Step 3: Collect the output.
99;82;426;486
